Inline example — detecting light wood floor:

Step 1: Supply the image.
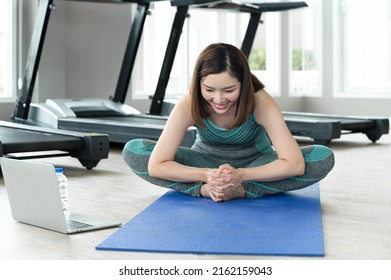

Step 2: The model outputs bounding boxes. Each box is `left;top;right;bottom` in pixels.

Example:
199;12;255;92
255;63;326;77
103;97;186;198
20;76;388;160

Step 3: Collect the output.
0;132;390;260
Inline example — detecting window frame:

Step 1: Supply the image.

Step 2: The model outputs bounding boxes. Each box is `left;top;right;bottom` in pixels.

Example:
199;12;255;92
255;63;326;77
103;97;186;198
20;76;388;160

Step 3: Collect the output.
289;0;323;97
0;0;18;102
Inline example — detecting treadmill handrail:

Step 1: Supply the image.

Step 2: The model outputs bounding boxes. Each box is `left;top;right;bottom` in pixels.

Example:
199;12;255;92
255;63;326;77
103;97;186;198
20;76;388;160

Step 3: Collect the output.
149;5;190;115
196;1;307;13
112;3;151;103
170;0;222;7
13;0;53;121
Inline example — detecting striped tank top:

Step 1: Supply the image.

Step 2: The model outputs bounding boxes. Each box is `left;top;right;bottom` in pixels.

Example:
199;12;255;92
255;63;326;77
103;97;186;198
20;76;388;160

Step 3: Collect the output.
192;113;274;166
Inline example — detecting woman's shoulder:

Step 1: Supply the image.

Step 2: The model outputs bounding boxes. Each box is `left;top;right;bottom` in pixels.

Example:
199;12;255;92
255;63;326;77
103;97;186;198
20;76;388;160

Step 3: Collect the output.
253;89;280;124
168;94;195;126
254;88;268;101
253;89;266;114
254;88;278;109
173;94;192;113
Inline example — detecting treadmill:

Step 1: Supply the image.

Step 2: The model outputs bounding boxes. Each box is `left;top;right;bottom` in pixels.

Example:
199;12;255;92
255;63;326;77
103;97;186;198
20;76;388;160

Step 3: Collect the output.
17;0;309;146
16;0;389;145
0;0;110;169
14;0;198;147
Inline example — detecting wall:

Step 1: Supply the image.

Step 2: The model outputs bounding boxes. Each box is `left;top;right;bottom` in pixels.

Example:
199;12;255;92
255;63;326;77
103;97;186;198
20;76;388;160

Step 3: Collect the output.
37;0;66;103
63;2;130;100
58;1;151;112
0;103;13;121
0;1;150;122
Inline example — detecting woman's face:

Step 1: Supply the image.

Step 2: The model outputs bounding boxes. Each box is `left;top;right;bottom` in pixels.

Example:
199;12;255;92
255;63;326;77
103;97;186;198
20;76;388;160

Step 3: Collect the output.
200;71;241;115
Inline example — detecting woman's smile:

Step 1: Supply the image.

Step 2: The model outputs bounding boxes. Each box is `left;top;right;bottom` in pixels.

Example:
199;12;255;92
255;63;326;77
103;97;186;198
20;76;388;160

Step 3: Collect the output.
211;100;229;111
201;71;241;114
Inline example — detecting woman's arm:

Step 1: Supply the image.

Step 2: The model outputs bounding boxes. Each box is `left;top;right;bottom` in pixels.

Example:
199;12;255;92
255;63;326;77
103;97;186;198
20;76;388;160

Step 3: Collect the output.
148;95;209;183
238;89;305;182
205;90;305;201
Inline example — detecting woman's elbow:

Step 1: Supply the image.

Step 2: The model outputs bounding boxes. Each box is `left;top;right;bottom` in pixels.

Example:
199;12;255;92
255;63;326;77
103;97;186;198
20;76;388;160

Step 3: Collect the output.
148;161;159;178
295;158;305;176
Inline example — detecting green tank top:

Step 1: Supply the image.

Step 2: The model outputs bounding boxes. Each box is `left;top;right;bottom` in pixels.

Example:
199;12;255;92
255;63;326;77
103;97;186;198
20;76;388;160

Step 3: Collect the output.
193;113;273;162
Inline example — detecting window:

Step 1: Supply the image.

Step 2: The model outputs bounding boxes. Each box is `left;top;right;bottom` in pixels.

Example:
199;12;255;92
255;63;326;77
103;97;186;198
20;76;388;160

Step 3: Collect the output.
187;8;281;94
290;0;322;96
133;2;179;98
338;0;391;95
132;2;281;99
0;0;15;100
245;12;281;96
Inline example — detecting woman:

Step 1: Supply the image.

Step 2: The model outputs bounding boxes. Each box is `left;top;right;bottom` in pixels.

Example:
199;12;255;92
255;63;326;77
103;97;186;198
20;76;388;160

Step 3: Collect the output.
123;43;334;202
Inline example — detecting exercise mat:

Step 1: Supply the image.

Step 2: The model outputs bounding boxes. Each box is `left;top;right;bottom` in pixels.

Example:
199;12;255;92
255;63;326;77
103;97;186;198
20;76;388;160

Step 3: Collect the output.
96;183;324;256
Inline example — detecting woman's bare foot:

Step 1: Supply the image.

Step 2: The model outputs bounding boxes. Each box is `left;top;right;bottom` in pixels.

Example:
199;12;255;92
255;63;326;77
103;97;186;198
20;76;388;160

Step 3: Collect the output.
220;185;246;201
201;183;245;202
200;183;224;202
200;183;210;198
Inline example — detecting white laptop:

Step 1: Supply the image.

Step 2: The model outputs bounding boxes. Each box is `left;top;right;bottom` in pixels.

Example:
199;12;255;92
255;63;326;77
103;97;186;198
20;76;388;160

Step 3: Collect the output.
0;157;122;234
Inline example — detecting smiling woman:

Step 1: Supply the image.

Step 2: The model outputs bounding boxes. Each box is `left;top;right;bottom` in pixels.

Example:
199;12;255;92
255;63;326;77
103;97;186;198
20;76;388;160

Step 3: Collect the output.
122;43;335;202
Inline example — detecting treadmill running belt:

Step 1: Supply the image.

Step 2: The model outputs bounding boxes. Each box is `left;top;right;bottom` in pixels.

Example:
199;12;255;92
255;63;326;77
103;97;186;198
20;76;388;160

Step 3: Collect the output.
1;126;84;153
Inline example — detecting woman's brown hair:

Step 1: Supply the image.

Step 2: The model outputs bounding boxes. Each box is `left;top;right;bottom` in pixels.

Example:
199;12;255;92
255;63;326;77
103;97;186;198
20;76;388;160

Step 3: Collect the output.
189;43;264;129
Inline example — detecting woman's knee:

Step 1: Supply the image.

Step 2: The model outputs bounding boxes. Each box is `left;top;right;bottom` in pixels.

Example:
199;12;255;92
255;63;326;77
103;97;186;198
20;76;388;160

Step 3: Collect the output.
302;145;334;163
123;139;155;154
315;145;335;172
122;139;155;168
301;145;335;178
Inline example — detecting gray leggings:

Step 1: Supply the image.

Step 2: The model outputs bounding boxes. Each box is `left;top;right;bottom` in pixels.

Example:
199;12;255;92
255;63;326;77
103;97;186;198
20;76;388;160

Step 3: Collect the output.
122;139;335;198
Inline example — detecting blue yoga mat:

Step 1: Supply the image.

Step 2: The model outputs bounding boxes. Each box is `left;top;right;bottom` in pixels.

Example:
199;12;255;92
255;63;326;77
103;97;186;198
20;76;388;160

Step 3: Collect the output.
96;183;324;256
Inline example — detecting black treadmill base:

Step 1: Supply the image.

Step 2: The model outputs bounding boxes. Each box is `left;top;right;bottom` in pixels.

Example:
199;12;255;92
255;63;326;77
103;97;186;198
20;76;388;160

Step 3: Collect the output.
283;112;390;145
0;120;109;169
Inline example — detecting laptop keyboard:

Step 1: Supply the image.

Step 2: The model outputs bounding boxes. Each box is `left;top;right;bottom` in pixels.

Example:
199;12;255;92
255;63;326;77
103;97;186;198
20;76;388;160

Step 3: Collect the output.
67;220;93;230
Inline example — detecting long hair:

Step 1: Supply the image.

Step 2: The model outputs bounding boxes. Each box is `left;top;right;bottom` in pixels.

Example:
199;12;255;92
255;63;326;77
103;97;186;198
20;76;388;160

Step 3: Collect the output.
189;43;264;129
